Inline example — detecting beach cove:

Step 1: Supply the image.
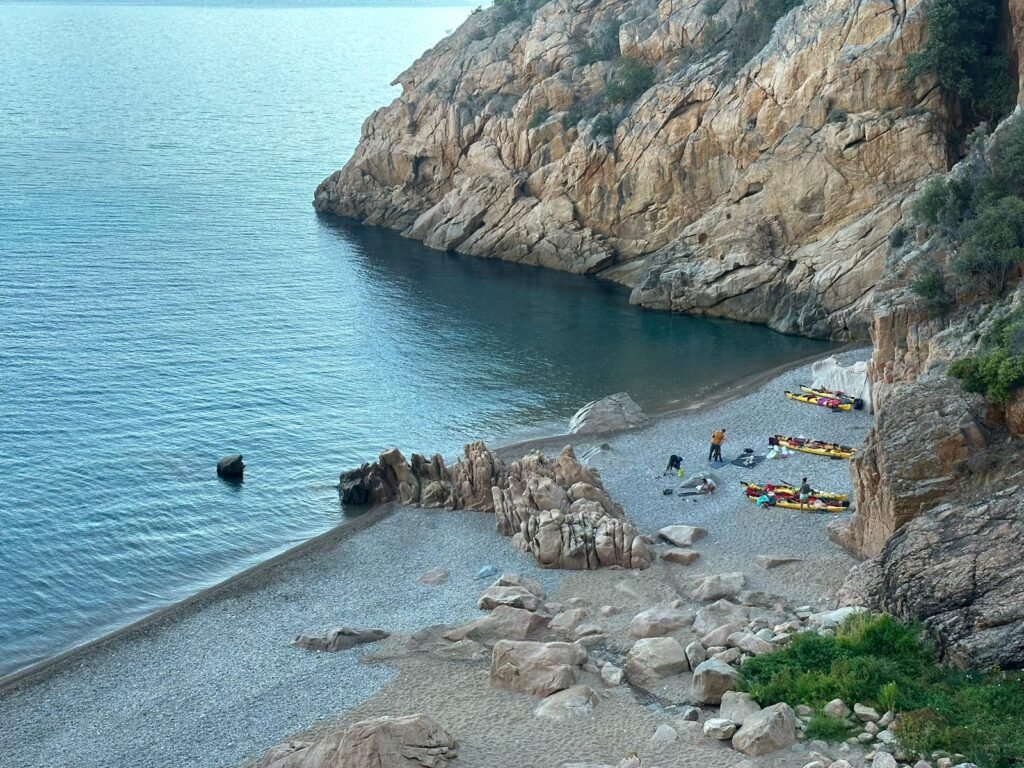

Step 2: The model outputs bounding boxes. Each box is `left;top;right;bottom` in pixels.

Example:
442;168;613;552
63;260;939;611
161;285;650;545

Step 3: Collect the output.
0;349;872;768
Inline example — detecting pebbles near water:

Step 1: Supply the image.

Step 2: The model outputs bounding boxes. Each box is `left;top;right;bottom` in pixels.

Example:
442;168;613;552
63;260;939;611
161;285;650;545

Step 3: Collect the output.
0;349;873;768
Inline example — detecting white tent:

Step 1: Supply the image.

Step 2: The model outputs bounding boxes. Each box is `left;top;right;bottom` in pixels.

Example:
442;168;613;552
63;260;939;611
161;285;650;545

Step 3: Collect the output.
810;355;873;413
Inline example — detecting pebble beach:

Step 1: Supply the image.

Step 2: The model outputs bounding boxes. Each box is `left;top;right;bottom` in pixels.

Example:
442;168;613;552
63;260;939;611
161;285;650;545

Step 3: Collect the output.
0;349;873;768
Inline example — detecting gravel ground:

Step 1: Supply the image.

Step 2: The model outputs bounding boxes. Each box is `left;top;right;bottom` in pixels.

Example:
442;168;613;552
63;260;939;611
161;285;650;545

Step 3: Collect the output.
0;508;561;768
0;349;872;768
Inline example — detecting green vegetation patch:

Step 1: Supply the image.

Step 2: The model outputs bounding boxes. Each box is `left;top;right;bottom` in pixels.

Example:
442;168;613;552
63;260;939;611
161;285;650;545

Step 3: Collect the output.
605;57;655;104
905;0;1014;124
738;614;1024;768
949;307;1024;404
704;0;803;74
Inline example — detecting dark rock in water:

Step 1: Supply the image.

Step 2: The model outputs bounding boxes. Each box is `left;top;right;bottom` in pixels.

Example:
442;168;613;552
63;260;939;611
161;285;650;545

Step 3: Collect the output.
291;626;390;652
216;454;244;480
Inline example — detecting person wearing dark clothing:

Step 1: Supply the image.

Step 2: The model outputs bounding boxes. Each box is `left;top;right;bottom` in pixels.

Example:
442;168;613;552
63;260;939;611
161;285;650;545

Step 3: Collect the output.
665;454;683;475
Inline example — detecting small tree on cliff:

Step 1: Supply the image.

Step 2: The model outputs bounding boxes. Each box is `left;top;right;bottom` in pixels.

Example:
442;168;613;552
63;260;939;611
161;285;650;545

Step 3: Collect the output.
905;0;1014;124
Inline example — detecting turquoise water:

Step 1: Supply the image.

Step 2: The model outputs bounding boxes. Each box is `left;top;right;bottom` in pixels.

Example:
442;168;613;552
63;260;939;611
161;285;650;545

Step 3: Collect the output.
0;1;834;678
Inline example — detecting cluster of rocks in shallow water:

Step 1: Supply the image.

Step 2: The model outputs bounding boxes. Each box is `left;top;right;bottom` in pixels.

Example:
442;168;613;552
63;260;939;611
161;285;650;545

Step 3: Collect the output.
338;441;650;571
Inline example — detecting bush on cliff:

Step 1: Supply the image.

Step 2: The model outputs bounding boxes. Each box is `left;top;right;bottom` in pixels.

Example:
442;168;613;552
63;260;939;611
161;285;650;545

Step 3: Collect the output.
605;57;654;104
739;614;1024;768
578;19;621;64
710;0;803;73
910;257;954;318
905;0;1014;124
949;307;1024;404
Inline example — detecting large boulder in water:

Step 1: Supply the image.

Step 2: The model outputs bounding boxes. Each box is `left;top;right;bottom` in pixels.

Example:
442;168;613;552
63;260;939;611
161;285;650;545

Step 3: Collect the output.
259;713;457;768
568;392;649;434
216;454;244;479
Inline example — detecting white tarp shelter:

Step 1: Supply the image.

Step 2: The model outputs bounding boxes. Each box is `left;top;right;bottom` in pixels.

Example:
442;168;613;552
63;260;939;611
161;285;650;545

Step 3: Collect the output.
810;355;873;413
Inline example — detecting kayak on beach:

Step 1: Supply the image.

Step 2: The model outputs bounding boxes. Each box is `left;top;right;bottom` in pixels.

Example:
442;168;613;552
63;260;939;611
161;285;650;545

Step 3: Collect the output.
742;492;849;514
784;390;852;411
741;481;849;503
799;385;865;410
769;434;856;460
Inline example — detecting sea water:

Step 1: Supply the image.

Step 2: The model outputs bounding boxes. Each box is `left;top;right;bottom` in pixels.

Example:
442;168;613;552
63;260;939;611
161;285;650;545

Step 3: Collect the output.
0;0;834;677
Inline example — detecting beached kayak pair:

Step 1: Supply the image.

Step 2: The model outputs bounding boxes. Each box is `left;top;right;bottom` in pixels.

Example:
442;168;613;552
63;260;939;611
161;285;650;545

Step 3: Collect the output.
769;434;856;460
741;481;850;513
785;385;865;411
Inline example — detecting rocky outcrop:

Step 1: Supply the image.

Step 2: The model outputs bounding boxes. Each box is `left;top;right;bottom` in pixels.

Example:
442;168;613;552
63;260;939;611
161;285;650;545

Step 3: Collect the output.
339;441;649;570
838;376;996;557
841;482;1024;669
315;0;956;339
291;627;389;653
568;392;649;434
259;713;457;768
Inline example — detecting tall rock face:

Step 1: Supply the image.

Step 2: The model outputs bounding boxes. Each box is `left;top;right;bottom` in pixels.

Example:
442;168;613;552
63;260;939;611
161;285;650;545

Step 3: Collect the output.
315;0;953;339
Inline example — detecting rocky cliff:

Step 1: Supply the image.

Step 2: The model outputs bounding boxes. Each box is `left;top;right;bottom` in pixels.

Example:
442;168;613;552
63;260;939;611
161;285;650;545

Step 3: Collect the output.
833;117;1024;667
316;0;957;339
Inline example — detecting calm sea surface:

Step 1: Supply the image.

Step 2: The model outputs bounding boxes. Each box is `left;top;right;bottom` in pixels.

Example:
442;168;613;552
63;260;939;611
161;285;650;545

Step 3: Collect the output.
0;1;834;678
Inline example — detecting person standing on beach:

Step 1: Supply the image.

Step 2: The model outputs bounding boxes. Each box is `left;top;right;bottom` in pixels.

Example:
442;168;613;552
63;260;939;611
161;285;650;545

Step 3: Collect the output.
798;477;812;510
709;428;726;462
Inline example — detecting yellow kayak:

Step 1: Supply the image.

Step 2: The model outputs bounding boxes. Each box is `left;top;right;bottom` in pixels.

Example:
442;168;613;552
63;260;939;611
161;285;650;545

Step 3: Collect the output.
771;435;856;460
785;390;852;411
744;494;848;514
741;482;849;503
800;385;865;410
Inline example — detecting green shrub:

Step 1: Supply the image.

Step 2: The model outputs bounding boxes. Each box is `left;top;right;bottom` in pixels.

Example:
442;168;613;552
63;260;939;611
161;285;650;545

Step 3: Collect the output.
879;681;899;714
952;196;1024;296
702;0;727;15
592;112;617;137
913;179;950;226
910;259;954;318
805;714;853;742
889;224;909;249
711;0;803;72
578;19;621;64
905;0;1014;123
605;57;654;104
827;108;848;124
528;106;550;129
738;614;1024;766
950;349;1024;404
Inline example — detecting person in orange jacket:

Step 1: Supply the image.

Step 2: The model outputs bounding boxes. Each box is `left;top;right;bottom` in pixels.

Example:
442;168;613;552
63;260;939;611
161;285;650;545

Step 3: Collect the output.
708;428;726;462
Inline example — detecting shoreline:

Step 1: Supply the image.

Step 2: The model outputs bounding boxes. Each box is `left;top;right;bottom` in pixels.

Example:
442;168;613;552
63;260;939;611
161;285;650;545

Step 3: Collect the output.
0;347;874;768
0;343;864;694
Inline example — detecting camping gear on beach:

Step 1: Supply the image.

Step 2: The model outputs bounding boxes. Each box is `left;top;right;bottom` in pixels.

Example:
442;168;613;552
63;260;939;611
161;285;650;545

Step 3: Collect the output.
769;435;855;460
741;481;849;503
784;390;852;411
800;385;864;411
729;453;766;468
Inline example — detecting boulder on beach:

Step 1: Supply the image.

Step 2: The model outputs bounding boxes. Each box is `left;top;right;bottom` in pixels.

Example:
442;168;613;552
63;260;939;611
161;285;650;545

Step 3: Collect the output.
533;685;599;721
623;636;689;688
444;605;547;643
657;525;707;548
690;658;740;704
731;702;797;756
489;640;587;696
259;713;457;768
216;454;244;480
291;627;389;653
567;392;649;434
628;607;695;638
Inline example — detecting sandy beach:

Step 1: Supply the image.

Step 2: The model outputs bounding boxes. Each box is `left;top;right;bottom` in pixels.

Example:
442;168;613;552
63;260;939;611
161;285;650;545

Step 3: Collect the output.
0;349;872;768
